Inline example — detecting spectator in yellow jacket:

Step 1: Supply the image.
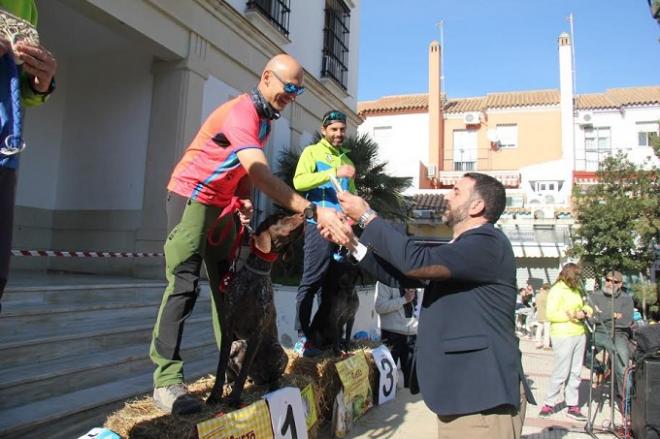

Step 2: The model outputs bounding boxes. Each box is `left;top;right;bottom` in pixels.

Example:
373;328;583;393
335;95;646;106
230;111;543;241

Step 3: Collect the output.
539;263;592;421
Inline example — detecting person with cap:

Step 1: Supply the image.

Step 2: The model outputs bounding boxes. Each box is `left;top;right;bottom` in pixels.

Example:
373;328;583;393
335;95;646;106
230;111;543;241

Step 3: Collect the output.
292;109;357;357
589;270;633;405
149;54;351;415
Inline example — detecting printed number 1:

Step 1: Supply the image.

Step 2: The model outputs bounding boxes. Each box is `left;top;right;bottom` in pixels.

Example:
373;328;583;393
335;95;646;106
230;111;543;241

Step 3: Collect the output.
381;358;394;397
281;404;298;439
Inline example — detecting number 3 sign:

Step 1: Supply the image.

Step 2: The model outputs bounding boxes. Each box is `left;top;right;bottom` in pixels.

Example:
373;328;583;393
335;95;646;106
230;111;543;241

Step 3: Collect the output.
264;387;308;439
371;345;397;405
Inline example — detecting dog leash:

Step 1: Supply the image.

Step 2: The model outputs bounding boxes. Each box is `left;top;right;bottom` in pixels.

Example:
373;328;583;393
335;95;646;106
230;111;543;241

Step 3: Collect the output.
207;196;247;293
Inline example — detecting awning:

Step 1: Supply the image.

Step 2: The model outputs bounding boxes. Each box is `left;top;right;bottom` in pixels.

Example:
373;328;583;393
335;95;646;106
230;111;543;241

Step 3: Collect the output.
511;242;566;258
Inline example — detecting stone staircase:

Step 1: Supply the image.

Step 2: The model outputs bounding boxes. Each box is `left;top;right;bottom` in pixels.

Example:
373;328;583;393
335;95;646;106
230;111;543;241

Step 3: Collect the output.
0;278;219;439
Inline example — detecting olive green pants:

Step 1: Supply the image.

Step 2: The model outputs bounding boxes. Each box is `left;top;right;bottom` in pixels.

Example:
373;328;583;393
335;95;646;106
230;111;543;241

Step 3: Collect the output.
149;193;236;388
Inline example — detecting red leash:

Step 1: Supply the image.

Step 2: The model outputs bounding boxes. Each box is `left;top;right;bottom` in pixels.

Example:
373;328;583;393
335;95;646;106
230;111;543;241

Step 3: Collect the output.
207;197;246;293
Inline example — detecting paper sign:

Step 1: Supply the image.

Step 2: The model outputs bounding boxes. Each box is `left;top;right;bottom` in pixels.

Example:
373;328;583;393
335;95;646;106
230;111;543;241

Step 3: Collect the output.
197;400;274;439
371;345;397;404
335;350;373;421
263;387;308;439
300;384;318;429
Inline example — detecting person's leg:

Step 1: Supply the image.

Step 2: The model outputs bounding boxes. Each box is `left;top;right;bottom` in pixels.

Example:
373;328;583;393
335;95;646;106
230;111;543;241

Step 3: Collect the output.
438;404;521;439
612;331;631;398
150;195;214;389
380;329;401;366
543;321;551;348
295;223;335;338
564;335;586;407
543;335;574;407
0;167;17;314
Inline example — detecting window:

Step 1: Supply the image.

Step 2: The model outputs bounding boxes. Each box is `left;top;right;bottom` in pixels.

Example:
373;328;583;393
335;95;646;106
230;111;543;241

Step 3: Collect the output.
322;0;350;89
453;129;477;171
637;122;659;147
247;0;291;36
583;127;611;171
496;124;518;148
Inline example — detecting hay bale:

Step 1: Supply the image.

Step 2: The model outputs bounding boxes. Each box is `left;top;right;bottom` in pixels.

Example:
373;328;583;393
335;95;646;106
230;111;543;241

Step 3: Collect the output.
104;346;380;438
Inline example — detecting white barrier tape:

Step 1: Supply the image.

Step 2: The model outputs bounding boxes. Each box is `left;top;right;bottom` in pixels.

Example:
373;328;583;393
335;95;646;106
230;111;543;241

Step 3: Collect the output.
11;250;163;258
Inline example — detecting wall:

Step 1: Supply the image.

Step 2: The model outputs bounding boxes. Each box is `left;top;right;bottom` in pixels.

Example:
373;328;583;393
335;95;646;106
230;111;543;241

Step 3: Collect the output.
358;112;429;193
443;107;563;171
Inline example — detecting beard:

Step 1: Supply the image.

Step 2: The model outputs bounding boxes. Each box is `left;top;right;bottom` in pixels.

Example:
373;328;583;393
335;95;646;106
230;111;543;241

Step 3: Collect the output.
603;284;621;296
442;203;469;227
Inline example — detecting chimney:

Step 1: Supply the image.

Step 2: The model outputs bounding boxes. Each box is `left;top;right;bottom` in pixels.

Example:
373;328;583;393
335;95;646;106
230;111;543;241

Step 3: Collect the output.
558;32;574;195
428;40;444;176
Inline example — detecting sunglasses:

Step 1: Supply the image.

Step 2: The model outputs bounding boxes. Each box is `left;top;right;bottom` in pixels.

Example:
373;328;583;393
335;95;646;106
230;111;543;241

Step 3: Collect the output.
322;110;347;126
269;70;305;96
605;278;622;284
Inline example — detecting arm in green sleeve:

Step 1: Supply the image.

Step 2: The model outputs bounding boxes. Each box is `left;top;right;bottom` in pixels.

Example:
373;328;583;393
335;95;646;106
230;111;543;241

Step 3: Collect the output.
546;286;570;323
293;147;336;191
20;73;49;108
349;177;357;194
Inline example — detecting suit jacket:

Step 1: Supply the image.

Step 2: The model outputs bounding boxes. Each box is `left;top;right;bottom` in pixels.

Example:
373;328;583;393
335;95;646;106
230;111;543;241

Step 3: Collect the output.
358;218;534;416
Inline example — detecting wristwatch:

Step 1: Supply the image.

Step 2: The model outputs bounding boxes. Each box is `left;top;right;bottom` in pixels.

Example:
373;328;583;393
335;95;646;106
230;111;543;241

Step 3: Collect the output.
303;203;317;221
358;208;377;229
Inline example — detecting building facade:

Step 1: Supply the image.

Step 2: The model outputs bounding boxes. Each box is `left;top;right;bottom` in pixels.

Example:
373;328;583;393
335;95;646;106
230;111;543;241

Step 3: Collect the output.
358;34;659;286
12;0;361;276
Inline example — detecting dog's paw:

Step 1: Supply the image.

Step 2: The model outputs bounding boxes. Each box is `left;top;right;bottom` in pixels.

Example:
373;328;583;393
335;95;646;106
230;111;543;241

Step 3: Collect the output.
226;393;242;408
206;393;222;406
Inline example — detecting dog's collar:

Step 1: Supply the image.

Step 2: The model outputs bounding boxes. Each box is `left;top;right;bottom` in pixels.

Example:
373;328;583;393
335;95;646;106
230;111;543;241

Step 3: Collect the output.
244;262;272;276
250;240;280;262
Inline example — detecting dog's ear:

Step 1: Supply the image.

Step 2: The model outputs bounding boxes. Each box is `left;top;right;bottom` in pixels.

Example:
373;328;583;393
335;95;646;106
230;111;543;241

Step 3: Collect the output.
254;229;272;254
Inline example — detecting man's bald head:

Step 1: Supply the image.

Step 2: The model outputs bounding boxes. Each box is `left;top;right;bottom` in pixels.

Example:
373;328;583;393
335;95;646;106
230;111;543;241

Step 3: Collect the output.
258;54;304;112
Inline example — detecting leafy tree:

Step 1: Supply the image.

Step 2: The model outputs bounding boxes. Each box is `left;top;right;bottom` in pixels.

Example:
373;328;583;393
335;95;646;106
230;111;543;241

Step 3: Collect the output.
568;152;659;279
631;281;658;321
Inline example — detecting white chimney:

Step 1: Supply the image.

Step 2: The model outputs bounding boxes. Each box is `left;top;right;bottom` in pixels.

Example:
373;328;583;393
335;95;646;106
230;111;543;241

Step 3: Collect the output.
558;32;574;196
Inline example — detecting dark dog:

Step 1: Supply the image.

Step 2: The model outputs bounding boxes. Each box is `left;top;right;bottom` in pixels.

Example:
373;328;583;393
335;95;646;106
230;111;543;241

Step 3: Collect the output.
308;258;361;354
226;338;288;387
207;212;304;406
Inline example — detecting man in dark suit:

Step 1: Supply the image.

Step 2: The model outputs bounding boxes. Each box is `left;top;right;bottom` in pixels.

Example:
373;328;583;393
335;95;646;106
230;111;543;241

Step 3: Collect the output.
329;172;535;439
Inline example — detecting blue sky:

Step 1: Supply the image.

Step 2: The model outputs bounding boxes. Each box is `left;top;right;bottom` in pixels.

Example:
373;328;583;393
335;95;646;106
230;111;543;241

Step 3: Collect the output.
357;0;660;102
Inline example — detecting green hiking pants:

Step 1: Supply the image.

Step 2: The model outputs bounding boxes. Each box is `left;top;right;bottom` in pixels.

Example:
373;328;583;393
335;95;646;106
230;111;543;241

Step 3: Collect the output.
150;192;236;388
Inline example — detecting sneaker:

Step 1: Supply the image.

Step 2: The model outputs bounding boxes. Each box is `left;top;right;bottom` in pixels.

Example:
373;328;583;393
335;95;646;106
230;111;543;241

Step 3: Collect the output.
566;406;586;421
538;404;554;417
294;336;322;358
153;383;202;415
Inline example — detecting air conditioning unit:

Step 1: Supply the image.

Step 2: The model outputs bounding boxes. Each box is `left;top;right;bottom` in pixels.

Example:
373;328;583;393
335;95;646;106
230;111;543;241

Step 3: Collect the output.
427;164;437;178
577;112;594;126
463;112;482;125
534;206;556;220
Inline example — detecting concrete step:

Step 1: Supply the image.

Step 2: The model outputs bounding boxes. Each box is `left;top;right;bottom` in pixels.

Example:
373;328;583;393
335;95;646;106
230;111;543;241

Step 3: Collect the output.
0;297;211;343
0;337;218;410
0;316;213;370
1;282;169;307
0;356;219;439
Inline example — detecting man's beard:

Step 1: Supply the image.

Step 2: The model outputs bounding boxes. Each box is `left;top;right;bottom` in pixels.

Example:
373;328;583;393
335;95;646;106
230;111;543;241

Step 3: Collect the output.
442;203;469;227
603;285;621;296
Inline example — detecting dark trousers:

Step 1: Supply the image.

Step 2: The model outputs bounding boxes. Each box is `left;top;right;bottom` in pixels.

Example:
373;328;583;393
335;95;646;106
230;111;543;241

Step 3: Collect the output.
295;222;336;338
381;329;414;388
0;167;17;314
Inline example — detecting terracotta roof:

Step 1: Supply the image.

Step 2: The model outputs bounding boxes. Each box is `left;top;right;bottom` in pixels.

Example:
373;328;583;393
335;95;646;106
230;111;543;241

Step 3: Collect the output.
358;86;660;116
483;90;559;109
357;94;428;116
411;193;445;210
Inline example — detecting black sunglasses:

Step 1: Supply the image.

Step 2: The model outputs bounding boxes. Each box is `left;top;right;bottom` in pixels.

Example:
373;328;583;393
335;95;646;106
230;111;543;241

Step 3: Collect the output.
269;70;305;96
605;278;622;284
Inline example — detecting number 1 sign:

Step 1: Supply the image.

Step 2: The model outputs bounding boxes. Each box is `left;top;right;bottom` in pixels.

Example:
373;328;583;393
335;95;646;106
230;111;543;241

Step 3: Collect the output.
371;345;397;405
263;387;308;439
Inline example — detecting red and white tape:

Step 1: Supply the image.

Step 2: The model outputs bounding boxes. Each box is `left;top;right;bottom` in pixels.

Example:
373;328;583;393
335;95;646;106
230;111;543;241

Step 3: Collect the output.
11;250;163;258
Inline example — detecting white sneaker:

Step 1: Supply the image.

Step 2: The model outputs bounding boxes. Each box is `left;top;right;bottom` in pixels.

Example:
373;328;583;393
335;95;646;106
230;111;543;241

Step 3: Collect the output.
153;383;202;415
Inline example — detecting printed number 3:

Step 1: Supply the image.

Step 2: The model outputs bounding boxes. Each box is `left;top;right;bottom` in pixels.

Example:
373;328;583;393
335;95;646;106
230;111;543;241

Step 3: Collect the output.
381;358;394;397
281;404;298;439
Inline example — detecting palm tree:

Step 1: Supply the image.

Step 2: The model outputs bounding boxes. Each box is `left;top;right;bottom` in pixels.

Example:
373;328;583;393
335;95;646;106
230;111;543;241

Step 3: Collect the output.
276;132;412;220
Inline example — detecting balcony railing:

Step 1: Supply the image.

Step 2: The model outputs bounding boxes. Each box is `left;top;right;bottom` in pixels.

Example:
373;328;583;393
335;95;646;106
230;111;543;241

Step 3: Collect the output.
247;0;291;36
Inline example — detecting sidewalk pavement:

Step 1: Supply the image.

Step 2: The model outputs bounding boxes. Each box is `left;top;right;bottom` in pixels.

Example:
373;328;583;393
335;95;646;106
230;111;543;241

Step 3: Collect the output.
336;338;621;438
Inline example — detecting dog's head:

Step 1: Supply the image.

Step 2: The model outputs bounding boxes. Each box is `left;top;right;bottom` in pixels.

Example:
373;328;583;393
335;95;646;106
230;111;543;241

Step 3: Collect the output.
252;212;305;256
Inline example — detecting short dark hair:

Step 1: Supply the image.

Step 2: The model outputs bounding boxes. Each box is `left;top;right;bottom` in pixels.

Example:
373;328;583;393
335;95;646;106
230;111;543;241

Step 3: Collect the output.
322;110;347;127
463;172;506;223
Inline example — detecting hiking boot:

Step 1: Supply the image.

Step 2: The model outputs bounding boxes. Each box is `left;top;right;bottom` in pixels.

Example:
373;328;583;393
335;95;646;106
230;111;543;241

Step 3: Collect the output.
566;406;586;421
538;404;554;417
153;384;202;415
